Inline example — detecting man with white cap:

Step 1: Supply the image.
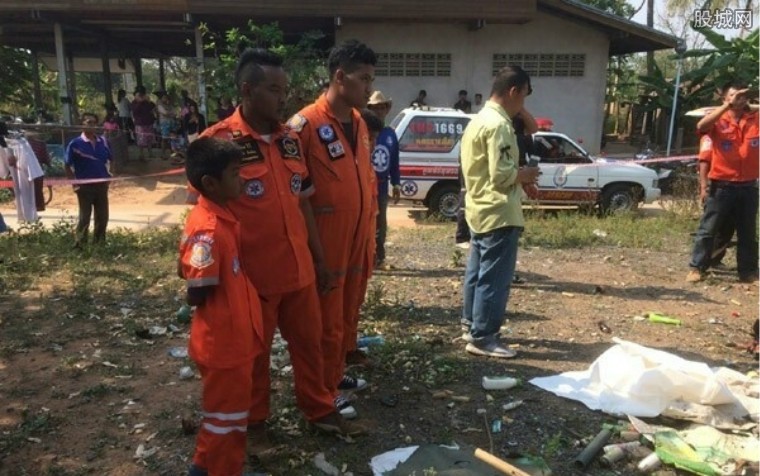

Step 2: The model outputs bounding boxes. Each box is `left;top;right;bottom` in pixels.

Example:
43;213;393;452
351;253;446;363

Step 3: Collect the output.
366;90;401;268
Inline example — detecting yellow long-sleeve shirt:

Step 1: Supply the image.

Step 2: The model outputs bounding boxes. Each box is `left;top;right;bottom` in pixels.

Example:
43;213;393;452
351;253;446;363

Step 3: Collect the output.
461;100;523;234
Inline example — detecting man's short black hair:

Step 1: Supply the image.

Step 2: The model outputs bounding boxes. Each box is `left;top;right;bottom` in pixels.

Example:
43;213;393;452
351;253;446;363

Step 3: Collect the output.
186;137;243;194
360;109;384;134
720;80;749;95
81;112;98;124
235;48;284;90
491;65;531;97
459;90;467;96
419;90;427;97
327;40;376;78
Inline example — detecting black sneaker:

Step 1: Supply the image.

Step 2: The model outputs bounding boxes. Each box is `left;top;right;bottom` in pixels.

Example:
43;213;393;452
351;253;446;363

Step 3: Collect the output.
338;374;367;392
334;395;357;419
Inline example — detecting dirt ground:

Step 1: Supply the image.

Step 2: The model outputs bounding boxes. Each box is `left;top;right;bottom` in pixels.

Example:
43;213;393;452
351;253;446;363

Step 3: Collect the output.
1;161;758;476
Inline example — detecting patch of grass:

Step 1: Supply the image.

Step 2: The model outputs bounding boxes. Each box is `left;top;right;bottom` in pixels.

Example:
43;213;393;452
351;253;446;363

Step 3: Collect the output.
372;341;469;388
0;409;57;456
81;383;127;400
542;431;566;459
522;210;695;250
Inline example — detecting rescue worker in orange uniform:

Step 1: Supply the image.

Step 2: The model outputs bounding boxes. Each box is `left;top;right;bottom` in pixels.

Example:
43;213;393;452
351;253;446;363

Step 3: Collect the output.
697;133;735;269
688;81;759;283
342;108;386;367
180;137;264;476
192;49;364;449
288;40;377;416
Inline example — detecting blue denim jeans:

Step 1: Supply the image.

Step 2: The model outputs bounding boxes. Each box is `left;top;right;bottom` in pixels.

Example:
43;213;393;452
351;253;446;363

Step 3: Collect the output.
689;182;758;276
461;226;521;343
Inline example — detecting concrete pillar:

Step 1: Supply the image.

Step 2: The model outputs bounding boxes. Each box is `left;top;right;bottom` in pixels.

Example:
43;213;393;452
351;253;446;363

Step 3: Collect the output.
159;57;166;92
67;53;79;120
101;42;113;108
195;25;207;117
54;23;73;125
133;57;143;87
30;50;43;114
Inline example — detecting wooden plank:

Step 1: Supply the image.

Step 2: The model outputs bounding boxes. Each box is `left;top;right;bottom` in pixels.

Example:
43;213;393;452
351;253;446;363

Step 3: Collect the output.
1;0;534;20
189;0;535;20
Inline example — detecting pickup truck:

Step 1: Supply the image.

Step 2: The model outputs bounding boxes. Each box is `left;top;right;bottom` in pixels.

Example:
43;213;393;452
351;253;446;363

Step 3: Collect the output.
389;107;661;218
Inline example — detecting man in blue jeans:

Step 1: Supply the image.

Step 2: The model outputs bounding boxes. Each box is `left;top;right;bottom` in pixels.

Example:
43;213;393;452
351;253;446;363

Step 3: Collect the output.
460;66;540;358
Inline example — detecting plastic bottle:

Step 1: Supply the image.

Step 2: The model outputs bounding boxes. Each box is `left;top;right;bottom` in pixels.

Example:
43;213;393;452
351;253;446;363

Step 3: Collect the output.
481;376;520;390
356;335;385;347
600;447;626;467
603;441;641;453
637;452;661;472
647;313;681;326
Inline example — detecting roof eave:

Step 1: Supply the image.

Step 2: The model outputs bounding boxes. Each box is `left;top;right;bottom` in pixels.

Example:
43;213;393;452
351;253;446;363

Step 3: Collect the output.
538;0;678;55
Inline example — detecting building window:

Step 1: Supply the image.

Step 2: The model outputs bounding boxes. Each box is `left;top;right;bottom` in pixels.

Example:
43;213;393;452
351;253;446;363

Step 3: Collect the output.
376;52;451;77
492;53;585;77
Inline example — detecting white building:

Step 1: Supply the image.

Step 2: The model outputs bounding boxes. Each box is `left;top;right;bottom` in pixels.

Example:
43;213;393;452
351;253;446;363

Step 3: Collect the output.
338;0;676;154
2;0;675;142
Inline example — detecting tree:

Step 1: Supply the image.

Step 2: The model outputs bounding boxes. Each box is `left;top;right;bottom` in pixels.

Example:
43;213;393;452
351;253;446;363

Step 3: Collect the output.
200;21;326;118
0;47;34;114
636;26;758;145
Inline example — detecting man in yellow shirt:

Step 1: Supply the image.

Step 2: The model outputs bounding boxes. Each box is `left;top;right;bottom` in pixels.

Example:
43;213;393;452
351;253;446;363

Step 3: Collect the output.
460;65;540;358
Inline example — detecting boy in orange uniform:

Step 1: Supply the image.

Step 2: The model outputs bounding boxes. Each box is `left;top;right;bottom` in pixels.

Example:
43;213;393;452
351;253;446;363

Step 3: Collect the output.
288;40;376;416
181;137;264;476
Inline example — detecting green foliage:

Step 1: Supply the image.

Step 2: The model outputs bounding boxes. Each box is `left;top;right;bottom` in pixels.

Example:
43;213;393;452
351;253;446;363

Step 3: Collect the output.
681;28;759;94
638;27;759;116
578;0;636;18
200;21;327;118
0;47;34;106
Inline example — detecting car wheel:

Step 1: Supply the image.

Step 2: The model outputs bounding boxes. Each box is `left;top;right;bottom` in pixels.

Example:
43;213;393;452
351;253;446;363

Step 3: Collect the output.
600;184;639;214
428;184;460;220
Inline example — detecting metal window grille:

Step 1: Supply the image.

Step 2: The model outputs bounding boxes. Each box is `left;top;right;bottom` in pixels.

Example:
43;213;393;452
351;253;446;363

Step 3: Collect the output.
376;53;390;77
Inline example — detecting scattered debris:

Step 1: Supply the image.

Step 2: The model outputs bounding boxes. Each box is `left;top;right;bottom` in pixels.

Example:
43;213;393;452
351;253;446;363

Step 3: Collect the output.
574;428;612;469
482;376;520;390
502;400;524;412
179;366;194;380
313;452;340;475
133;444;158;460
597;321;611;334
592;229;608;238
149;326;167;337
647;312;682;326
167;347;188;359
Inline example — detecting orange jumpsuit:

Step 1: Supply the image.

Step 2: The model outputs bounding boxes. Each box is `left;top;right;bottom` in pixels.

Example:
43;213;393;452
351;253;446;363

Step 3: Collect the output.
180;196;264;476
345;158;378;356
289;95;374;393
199;109;335;423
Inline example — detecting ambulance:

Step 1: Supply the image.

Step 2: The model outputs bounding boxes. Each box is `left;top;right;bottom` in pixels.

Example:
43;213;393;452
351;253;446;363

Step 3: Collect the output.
389;107;661;218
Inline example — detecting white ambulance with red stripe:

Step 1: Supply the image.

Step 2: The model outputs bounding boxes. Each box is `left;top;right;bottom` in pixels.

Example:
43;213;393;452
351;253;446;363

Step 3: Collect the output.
390;107;661;217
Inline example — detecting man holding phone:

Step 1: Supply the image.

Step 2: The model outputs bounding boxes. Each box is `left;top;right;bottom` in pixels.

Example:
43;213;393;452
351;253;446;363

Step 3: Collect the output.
687;81;758;283
459;66;541;358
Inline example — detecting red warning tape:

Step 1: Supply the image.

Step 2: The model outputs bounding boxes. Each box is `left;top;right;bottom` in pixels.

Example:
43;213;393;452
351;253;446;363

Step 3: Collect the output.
0;167;185;189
